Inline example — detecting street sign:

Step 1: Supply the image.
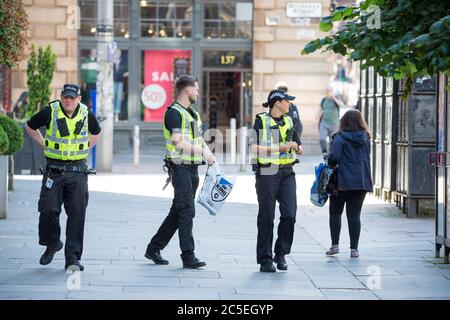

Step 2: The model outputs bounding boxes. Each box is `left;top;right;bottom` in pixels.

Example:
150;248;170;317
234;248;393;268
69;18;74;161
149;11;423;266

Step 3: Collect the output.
286;2;322;18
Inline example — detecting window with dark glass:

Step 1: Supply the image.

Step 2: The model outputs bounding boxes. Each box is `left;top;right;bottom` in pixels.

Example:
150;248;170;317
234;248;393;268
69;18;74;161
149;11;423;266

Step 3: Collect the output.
79;48;129;121
140;0;193;38
204;1;252;39
79;0;130;38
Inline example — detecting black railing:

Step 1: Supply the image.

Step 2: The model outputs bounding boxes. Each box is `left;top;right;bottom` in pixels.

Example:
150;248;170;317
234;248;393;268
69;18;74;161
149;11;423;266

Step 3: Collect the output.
359;70;436;217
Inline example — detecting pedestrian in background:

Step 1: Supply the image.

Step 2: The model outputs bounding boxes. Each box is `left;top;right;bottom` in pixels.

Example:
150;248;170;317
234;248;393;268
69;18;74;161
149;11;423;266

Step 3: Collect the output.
251;89;303;272
276;82;303;142
315;85;346;156
25;84;101;271
325;109;372;258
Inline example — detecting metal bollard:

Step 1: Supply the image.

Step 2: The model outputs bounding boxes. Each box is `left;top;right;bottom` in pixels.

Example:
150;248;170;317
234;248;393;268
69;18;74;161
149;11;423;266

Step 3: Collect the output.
239;126;247;172
133;125;140;166
230;118;236;165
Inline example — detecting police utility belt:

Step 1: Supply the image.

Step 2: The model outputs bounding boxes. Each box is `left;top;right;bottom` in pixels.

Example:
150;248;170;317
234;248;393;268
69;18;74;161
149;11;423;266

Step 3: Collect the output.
252;159;299;172
162;158;206;190
42;163;96;190
45;163;96;175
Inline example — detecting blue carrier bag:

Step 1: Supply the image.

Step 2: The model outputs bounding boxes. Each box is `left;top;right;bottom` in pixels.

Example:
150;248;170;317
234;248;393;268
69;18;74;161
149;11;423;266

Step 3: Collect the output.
310;162;336;207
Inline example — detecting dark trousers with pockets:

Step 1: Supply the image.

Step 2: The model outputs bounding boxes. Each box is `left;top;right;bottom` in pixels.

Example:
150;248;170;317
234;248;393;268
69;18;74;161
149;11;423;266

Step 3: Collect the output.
329;190;366;250
38;161;89;264
255;167;297;264
148;164;199;261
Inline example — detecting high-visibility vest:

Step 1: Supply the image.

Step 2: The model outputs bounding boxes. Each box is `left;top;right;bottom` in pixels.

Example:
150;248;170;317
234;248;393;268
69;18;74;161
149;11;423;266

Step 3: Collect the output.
44;101;89;161
163;102;203;164
256;112;297;165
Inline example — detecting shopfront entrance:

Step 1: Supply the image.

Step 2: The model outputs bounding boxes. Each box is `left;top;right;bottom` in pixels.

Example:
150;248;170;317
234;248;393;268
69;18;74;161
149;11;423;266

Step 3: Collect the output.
202;70;252;126
201;50;252;151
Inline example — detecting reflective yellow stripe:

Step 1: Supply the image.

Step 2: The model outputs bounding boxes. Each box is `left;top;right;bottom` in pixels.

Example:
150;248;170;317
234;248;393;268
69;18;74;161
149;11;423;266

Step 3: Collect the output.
46;136;68;144
44;147;62;156
45;149;90;157
72;137;89;144
45;136;88;144
50;102;59;137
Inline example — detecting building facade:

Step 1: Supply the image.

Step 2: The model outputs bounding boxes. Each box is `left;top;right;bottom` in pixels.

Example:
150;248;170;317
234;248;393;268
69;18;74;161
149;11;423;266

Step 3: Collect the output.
13;0;342;154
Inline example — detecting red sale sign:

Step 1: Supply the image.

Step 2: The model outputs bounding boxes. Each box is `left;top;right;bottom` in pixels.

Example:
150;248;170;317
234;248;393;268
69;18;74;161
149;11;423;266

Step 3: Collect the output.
143;50;192;122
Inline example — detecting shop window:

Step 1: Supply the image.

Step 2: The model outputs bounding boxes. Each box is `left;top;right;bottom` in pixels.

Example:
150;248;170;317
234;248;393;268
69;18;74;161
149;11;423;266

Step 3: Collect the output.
79;48;129;121
204;1;252;39
140;0;193;38
140;50;192;122
79;0;130;38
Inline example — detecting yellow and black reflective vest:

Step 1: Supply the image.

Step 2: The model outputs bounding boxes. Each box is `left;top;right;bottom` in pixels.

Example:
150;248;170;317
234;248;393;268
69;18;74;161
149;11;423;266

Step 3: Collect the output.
44;101;89;161
163;102;203;164
256;112;297;165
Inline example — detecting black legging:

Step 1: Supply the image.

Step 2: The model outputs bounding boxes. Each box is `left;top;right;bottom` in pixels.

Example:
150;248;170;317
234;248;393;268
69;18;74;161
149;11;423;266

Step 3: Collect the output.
329;190;366;250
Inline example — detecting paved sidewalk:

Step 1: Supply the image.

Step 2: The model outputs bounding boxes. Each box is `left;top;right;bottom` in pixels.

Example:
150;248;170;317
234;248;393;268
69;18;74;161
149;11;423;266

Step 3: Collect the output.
1;155;449;300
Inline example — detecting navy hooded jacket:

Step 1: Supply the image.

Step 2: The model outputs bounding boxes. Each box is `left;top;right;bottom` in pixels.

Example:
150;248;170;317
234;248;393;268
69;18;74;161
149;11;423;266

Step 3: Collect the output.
327;130;373;192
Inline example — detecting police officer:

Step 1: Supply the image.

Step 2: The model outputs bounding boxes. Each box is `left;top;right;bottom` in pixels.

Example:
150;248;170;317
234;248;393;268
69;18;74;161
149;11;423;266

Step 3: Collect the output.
145;75;215;269
25;84;101;271
251;89;303;272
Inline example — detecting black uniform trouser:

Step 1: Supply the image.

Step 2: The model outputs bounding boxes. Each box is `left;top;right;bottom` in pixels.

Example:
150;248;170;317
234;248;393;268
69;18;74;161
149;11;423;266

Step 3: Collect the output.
329;190;366;250
147;164;199;261
255;166;297;264
38;162;89;264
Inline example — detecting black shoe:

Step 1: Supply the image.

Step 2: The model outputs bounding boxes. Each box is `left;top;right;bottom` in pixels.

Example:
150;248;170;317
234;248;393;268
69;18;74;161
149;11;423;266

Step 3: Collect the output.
182;257;206;269
39;241;63;265
274;255;288;271
65;261;84;271
260;262;276;272
145;250;169;265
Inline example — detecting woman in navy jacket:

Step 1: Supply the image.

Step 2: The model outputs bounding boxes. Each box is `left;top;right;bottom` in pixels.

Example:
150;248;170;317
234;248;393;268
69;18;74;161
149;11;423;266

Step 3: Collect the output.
326;109;373;258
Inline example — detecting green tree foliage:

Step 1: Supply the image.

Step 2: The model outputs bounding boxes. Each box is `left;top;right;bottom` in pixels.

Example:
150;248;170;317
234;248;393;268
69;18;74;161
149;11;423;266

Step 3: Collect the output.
0;115;24;155
27;45;56;117
0;125;8;155
302;0;450;95
0;0;29;66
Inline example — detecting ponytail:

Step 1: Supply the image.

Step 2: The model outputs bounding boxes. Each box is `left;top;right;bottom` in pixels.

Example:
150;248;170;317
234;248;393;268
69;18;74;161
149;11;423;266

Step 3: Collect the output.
262;98;281;109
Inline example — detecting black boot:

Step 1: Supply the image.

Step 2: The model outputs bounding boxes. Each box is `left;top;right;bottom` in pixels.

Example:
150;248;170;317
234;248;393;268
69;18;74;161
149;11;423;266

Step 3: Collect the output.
145;249;169;265
260;262;276;272
182;257;206;269
274;255;288;271
39;241;63;265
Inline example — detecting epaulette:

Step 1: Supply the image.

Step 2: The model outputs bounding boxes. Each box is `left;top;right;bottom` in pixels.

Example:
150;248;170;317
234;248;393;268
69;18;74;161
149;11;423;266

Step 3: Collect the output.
48;100;60;108
256;111;267;118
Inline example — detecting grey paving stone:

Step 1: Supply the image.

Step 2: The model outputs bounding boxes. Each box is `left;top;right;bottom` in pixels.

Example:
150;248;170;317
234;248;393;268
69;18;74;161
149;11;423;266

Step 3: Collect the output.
88;276;181;287
180;277;316;290
3;158;449;300
218;293;324;300
320;288;380;300
375;288;450;300
0;292;68;300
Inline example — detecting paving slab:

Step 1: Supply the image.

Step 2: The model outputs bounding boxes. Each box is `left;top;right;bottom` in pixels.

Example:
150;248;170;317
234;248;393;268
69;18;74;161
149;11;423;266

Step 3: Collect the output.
1;155;449;300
